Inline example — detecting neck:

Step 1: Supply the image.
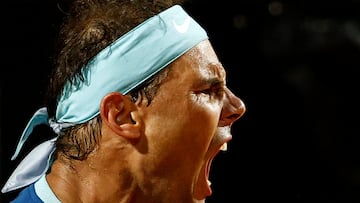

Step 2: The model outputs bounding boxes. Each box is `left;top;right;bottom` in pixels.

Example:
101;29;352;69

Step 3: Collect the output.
46;148;139;202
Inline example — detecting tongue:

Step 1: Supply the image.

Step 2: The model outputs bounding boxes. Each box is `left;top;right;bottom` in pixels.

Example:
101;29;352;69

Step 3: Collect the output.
193;160;212;200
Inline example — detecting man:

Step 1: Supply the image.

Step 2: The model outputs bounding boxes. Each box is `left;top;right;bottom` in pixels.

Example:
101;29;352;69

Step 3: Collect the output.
2;0;246;202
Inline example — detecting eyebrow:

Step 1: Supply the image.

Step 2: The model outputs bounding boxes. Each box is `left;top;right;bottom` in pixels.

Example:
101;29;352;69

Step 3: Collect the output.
196;77;224;88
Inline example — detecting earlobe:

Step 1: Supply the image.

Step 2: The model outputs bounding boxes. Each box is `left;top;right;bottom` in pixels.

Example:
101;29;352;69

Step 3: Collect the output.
100;92;141;139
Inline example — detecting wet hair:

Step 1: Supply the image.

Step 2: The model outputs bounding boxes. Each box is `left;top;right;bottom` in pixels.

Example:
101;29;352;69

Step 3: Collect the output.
47;0;186;161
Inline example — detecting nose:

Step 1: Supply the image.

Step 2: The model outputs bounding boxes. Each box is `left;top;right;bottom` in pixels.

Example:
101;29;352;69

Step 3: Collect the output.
219;87;246;127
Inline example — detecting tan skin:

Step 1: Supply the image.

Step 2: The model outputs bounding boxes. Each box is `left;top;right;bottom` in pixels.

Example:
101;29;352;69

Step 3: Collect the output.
46;40;246;203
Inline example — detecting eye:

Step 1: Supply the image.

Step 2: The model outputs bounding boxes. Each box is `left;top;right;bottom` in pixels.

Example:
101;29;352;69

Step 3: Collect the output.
193;78;225;101
200;88;212;95
199;86;224;99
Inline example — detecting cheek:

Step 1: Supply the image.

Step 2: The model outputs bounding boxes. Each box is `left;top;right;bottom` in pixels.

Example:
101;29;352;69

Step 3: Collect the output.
178;96;222;152
146;97;221;164
189;93;223;129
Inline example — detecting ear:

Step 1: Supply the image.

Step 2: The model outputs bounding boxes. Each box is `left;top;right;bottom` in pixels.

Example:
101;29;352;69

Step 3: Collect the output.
100;92;141;139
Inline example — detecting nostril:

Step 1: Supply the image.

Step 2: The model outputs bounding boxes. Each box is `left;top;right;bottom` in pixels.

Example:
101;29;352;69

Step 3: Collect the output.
227;113;241;121
219;113;243;127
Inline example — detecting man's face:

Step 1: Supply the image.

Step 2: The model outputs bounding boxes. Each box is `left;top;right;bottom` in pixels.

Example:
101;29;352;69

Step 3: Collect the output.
137;40;246;202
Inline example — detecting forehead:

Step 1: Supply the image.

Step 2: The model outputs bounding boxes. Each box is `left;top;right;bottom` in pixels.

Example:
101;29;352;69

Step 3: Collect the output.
179;40;226;81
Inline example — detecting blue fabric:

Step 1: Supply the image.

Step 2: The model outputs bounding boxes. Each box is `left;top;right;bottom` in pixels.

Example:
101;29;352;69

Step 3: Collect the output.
2;137;57;193
56;4;208;124
11;108;48;161
10;184;43;203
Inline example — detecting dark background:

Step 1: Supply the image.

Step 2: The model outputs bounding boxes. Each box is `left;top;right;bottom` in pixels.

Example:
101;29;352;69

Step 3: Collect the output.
2;0;360;202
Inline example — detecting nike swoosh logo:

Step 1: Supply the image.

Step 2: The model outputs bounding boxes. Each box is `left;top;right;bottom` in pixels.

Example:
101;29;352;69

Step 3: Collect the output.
172;16;191;34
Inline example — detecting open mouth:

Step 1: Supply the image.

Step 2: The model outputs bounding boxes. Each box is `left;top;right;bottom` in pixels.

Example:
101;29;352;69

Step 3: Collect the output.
207;142;229;185
194;127;232;200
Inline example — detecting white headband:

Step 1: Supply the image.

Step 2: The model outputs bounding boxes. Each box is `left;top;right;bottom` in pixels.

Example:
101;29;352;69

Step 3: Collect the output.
2;5;208;193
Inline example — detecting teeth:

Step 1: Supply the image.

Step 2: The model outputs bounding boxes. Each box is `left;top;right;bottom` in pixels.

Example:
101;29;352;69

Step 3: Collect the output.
207;180;212;186
220;143;227;151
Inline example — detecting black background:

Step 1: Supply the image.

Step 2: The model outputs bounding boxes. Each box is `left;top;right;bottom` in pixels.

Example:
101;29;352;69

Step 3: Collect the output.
2;0;360;202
